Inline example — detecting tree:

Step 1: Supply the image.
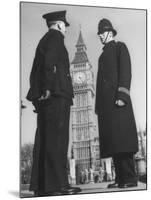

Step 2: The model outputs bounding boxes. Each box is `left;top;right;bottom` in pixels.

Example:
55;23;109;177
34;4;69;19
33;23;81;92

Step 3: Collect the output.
21;143;33;184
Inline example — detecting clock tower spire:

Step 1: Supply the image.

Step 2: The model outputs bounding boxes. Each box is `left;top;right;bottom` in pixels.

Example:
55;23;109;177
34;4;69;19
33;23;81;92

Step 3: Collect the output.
72;30;88;65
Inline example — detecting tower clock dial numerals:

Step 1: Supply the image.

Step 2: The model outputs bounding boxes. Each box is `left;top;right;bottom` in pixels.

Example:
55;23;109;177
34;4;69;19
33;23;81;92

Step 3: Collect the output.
74;72;86;84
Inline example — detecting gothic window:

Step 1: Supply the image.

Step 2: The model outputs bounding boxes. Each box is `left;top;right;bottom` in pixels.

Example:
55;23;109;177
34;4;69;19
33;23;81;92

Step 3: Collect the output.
80;111;81;124
77;94;79;107
78;127;82;140
86;144;87;158
85;127;87;139
84;127;86;138
82;147;84;159
82;111;84;123
80;111;82;124
74;95;76;106
86;128;88;139
84;110;86;123
79;111;82;124
76;128;78;140
83;94;85;107
87;146;90;157
76;149;78;159
83;94;85;106
82;94;84;107
80;127;81;139
86;110;88;123
86;110;89;123
84;142;86;158
76;112;78;123
81;94;84;107
79;94;81;107
78;94;80;107
84;93;86;106
78;111;80;124
83;111;85;123
75;95;77;106
84;146;85;159
86;147;88;158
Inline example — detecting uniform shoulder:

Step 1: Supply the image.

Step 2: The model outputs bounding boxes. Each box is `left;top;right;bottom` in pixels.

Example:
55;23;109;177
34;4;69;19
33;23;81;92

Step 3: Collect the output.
48;30;63;47
39;30;62;49
38;32;50;47
116;41;127;47
116;41;129;54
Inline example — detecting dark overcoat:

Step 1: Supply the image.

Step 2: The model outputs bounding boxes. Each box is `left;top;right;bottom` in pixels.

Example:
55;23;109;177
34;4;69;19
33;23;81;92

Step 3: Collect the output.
26;29;73;193
95;40;138;158
27;29;73;103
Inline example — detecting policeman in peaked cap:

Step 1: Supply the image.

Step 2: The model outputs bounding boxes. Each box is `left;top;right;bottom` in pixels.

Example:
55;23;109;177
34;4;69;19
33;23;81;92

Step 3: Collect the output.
27;10;81;196
95;18;138;189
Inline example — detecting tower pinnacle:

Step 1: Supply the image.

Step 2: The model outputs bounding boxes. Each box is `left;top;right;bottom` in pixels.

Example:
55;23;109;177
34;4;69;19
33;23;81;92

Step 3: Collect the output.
72;30;88;64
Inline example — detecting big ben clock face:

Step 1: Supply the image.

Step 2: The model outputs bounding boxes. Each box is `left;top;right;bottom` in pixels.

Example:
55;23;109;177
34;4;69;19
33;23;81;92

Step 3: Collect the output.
74;72;86;84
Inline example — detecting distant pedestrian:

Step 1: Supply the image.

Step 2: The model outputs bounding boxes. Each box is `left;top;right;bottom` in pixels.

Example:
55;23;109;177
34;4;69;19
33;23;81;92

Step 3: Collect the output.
89;168;94;183
80;170;85;184
84;168;89;183
99;166;104;182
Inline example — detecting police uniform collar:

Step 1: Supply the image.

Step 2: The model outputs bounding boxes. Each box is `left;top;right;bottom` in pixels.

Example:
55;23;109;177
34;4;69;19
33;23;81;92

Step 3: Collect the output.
48;28;65;39
103;40;116;50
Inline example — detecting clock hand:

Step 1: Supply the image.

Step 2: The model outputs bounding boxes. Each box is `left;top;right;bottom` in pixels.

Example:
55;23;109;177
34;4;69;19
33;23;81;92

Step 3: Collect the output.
79;77;83;83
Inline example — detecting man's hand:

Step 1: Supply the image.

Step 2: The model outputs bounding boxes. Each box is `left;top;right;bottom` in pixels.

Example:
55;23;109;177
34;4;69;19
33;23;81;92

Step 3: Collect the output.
115;99;126;107
38;90;51;101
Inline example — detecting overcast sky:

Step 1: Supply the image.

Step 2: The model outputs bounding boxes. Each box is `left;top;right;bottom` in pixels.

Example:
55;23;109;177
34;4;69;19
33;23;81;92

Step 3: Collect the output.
21;2;146;145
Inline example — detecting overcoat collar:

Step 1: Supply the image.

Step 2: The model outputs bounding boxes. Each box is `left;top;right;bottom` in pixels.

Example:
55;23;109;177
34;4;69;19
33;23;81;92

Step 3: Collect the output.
103;40;116;51
48;28;65;39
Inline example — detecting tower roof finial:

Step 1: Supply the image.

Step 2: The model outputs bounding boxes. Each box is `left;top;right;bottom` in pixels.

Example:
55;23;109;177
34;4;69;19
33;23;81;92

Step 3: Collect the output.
71;28;88;64
79;23;81;31
76;28;85;47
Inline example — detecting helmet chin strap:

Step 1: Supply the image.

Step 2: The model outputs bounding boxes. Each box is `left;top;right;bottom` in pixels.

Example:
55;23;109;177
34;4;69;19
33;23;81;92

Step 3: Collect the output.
103;31;110;44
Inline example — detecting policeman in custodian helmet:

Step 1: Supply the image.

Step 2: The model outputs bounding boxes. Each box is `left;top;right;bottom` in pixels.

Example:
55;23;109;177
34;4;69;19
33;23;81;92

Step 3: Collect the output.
95;18;138;189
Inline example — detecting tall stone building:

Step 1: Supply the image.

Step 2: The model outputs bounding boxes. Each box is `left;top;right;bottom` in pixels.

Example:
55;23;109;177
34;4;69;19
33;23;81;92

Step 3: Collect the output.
70;30;100;178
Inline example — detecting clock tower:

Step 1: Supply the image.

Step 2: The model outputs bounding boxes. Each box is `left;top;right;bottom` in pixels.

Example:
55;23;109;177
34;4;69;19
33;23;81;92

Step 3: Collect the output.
70;30;100;178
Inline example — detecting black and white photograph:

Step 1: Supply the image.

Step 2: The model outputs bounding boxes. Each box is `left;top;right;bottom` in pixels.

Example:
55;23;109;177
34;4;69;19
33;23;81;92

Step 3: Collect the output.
20;1;147;198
